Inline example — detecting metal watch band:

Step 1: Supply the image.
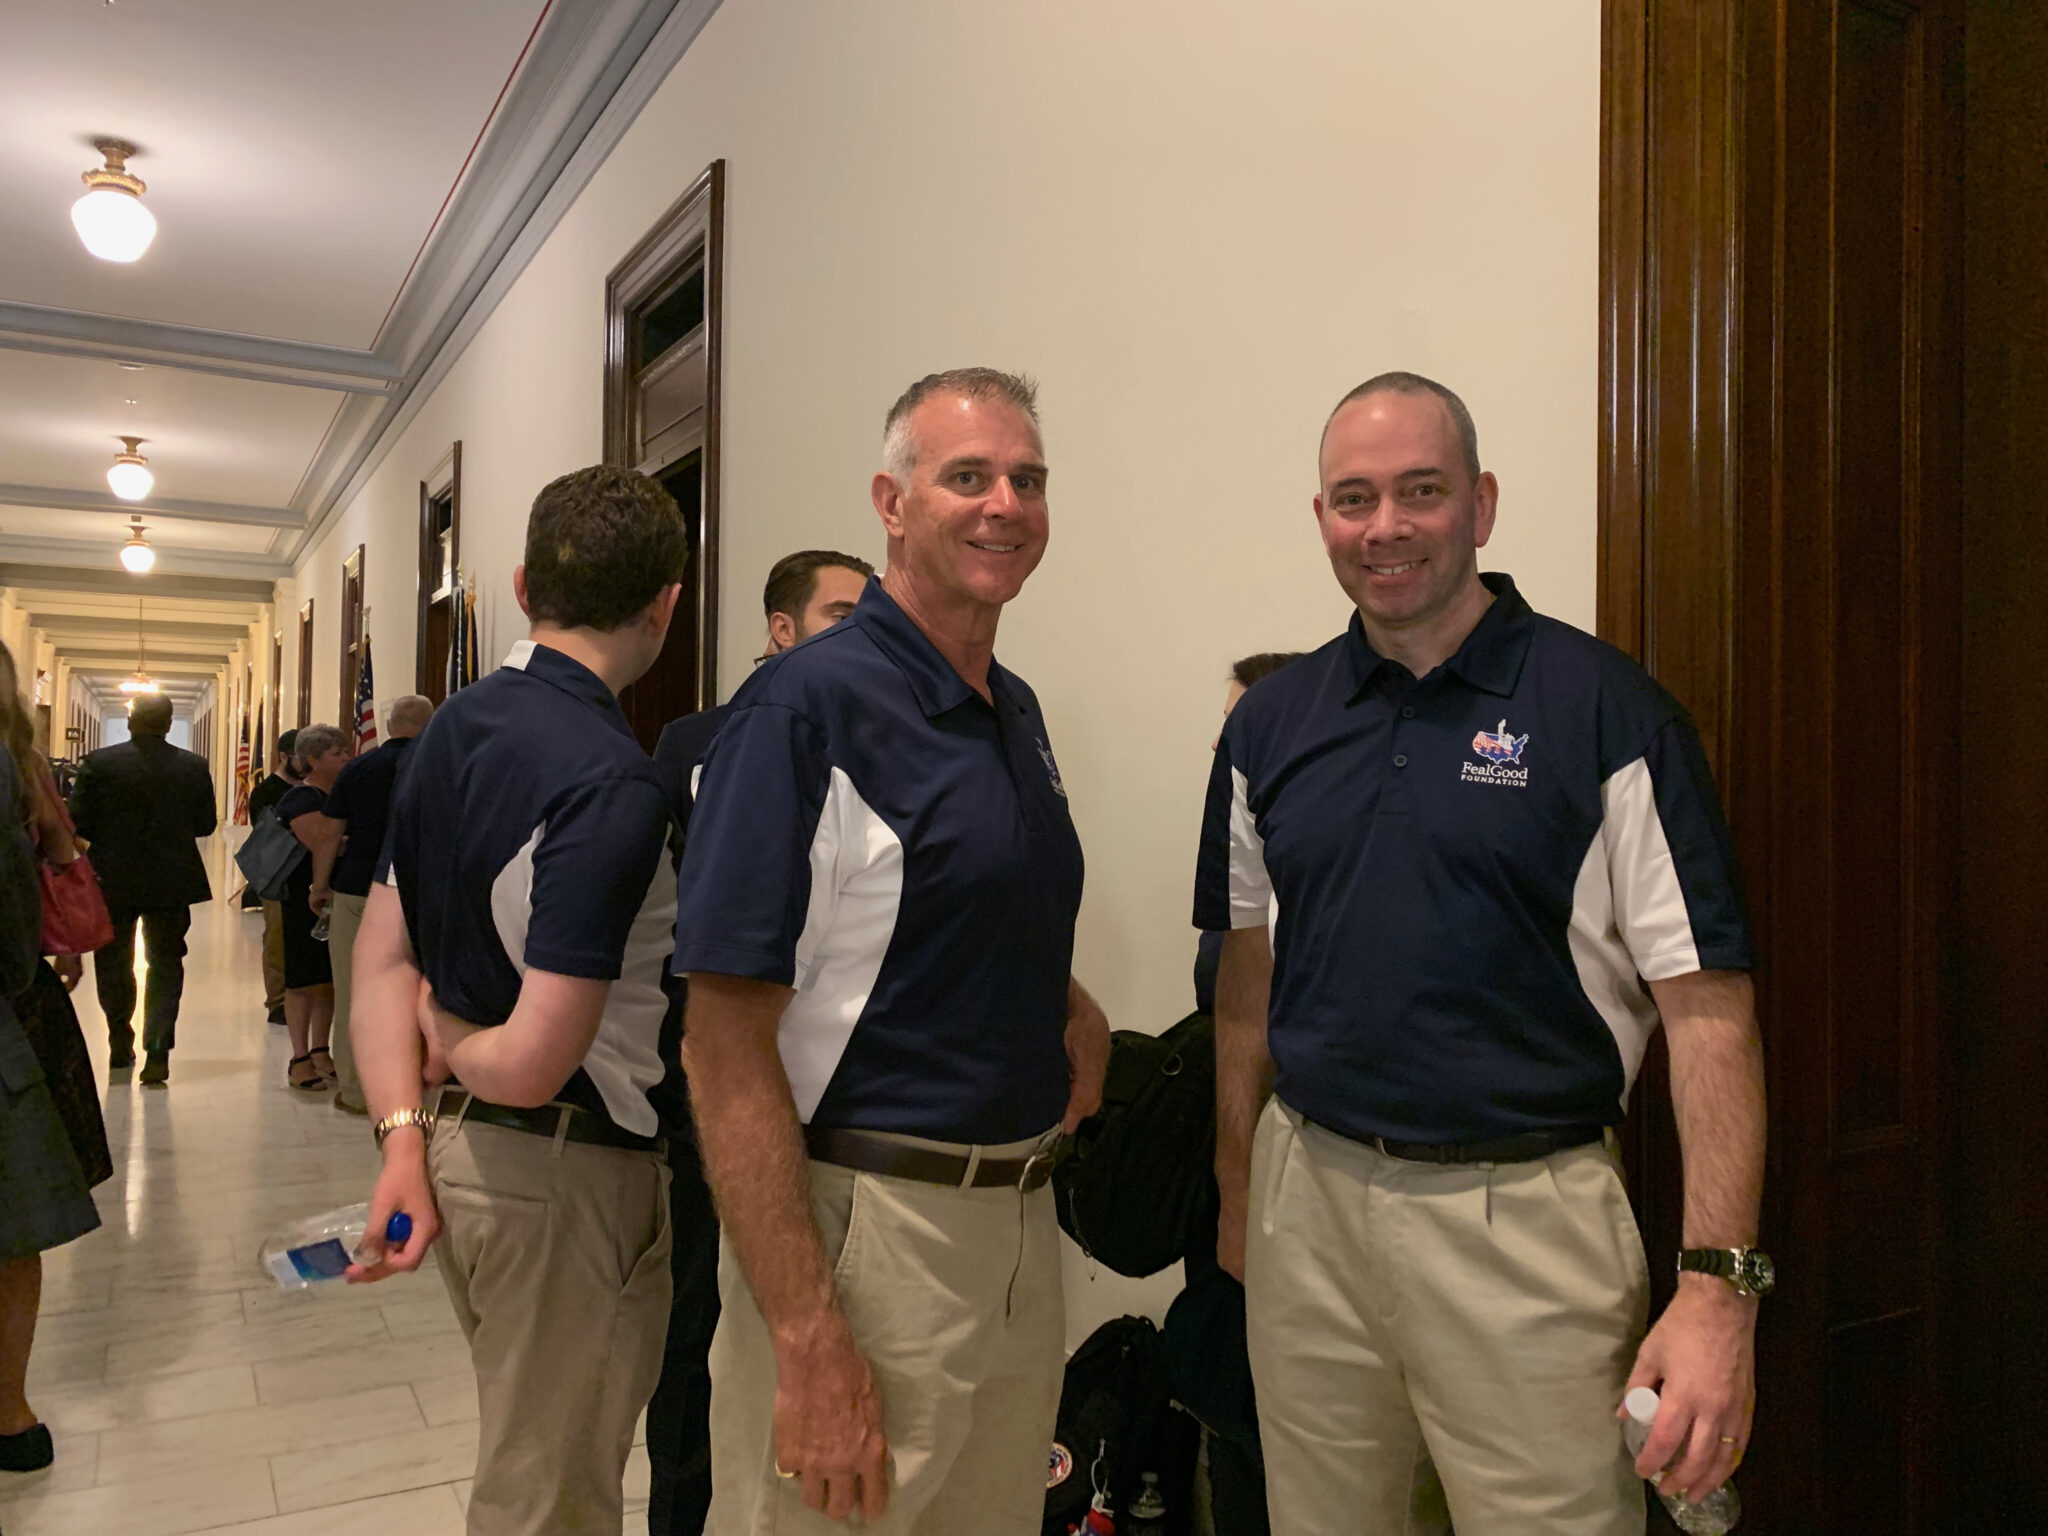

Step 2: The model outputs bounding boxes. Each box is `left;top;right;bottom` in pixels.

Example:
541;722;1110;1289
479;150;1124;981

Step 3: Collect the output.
373;1106;436;1148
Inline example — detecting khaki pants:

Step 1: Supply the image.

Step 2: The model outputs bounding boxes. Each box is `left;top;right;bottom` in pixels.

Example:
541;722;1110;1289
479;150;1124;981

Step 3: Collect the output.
428;1109;673;1536
260;899;285;1012
1246;1100;1648;1536
326;891;368;1108
706;1137;1065;1536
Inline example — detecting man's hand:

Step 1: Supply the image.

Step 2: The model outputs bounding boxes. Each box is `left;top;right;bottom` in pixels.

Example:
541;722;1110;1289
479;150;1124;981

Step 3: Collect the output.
52;953;82;991
773;1315;891;1522
1621;1277;1757;1501
1060;977;1110;1134
309;883;332;916
416;980;480;1088
346;1129;441;1284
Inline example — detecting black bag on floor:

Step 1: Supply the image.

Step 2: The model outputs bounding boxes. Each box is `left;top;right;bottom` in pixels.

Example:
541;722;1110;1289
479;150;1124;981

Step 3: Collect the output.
1045;1316;1199;1536
1053;1010;1217;1278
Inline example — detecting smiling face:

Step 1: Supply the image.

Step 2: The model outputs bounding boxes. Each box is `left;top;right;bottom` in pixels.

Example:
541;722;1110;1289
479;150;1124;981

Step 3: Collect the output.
1315;390;1497;645
873;392;1049;619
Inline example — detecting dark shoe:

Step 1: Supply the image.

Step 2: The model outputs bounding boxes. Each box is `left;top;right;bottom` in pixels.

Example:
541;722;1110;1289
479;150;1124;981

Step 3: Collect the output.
333;1090;369;1116
267;1007;286;1026
108;1047;136;1071
0;1422;54;1473
140;1052;170;1088
288;1054;326;1092
109;1031;136;1069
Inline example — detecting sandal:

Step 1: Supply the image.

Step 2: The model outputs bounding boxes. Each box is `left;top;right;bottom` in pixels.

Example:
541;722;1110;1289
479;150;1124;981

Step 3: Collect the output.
308;1047;338;1088
287;1054;326;1092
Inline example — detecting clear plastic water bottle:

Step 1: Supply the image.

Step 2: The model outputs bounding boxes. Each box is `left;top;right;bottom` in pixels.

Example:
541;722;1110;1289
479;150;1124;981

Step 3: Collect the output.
1126;1471;1167;1535
259;1203;411;1289
1623;1386;1742;1534
310;907;332;942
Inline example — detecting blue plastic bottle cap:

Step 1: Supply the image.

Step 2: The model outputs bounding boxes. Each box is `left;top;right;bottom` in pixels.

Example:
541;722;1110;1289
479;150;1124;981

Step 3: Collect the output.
385;1212;413;1246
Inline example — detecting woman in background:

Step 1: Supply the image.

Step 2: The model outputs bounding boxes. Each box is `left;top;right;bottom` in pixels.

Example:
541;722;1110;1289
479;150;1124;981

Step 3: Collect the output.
277;723;348;1091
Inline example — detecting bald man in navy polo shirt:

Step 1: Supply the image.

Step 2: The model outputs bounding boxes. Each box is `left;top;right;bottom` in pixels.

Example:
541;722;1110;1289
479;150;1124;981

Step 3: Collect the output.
1199;374;1769;1535
676;368;1109;1533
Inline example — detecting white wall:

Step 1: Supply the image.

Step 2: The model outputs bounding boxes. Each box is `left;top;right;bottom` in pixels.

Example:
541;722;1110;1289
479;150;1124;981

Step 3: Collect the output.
286;0;1600;1333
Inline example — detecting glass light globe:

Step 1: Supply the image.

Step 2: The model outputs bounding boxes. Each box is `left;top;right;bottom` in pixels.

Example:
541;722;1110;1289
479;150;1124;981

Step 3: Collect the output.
72;186;157;262
108;459;154;500
120;538;156;573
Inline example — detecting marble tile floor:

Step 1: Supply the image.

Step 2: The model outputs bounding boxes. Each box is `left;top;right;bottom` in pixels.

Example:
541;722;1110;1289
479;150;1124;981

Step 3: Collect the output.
2;838;650;1536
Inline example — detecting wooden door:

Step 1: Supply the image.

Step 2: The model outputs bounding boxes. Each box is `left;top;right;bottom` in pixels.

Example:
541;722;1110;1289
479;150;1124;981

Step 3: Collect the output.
1603;1;1966;1528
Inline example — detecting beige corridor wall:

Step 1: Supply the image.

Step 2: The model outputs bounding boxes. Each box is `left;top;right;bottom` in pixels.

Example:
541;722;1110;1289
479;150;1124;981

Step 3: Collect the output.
290;0;1596;1314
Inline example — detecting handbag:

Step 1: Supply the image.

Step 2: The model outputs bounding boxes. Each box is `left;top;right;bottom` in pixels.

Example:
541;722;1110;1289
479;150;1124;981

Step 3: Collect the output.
234;806;308;902
38;854;114;955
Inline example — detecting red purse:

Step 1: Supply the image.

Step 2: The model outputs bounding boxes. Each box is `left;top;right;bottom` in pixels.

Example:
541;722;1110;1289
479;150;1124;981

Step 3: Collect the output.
39;854;114;956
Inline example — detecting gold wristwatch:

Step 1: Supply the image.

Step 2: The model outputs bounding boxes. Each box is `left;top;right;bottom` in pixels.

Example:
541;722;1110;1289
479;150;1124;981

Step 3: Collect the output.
372;1106;436;1149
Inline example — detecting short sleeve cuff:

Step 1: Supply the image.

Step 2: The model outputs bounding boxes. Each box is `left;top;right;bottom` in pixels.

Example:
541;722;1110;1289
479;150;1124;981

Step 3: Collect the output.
674;941;796;986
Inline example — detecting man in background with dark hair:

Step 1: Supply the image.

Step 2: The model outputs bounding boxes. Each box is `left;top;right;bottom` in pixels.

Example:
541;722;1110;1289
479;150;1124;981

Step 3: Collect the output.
642;545;873;1536
69;694;217;1085
348;465;690;1536
246;729;299;1025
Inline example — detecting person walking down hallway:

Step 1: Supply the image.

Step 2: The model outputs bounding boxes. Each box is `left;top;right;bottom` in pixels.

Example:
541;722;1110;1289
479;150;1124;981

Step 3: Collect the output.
277;724;349;1093
307;695;433;1115
247;730;300;1026
68;693;217;1086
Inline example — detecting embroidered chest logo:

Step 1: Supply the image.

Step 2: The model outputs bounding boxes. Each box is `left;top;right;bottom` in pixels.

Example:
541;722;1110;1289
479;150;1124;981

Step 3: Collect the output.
1461;719;1531;787
1036;737;1067;799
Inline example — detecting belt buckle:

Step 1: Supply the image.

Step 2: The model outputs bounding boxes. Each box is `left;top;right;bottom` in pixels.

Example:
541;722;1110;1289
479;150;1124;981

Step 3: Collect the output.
1018;1145;1057;1192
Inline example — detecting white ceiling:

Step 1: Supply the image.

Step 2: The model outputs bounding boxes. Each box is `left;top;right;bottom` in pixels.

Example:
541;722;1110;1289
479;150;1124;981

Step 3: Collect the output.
0;0;717;710
0;0;549;348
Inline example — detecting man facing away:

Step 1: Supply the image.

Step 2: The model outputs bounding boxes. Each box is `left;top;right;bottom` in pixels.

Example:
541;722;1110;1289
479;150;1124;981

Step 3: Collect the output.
305;694;434;1115
69;694;217;1086
644;546;874;1536
349;466;690;1536
1198;373;1769;1535
675;368;1110;1532
246;729;301;1025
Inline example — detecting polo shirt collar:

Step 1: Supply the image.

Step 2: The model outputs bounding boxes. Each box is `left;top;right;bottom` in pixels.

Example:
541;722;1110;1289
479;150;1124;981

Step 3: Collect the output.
502;639;635;736
1343;571;1535;699
854;580;1002;719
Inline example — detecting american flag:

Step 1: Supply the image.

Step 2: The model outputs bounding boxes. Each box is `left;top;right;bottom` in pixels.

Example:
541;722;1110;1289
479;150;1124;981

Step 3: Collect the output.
353;635;378;751
232;713;251;824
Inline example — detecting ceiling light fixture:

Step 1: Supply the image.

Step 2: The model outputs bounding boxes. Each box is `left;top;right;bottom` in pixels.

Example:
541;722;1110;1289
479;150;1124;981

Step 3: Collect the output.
108;436;153;501
72;138;157;262
119;515;156;573
120;599;157;692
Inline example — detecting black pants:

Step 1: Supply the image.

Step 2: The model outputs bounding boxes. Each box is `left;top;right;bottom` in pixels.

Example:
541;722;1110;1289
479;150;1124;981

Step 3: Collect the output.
645;1131;722;1536
93;904;192;1055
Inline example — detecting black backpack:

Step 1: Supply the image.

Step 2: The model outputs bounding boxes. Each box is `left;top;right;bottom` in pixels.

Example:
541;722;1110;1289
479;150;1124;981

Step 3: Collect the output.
1053;1010;1218;1278
1044;1316;1199;1536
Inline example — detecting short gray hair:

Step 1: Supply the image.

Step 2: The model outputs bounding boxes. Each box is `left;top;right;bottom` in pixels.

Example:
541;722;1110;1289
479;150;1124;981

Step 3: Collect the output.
880;368;1039;484
386;695;434;736
1322;371;1482;482
294;723;347;768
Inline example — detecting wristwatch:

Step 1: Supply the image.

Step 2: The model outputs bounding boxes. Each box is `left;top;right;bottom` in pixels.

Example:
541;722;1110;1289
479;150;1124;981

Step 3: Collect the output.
372;1106;436;1149
1678;1245;1776;1299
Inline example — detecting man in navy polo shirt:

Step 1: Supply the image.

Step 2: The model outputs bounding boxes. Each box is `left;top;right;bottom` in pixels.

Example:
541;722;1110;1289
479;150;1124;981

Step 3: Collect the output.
348;466;688;1536
1198;374;1770;1535
675;368;1109;1533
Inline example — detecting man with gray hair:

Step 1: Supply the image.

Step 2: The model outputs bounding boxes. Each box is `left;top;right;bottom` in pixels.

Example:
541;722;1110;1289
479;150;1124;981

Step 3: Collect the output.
675;368;1108;1531
308;693;434;1113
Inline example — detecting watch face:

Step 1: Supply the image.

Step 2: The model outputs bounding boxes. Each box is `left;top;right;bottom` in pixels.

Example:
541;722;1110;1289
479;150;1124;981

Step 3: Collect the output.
1741;1250;1777;1295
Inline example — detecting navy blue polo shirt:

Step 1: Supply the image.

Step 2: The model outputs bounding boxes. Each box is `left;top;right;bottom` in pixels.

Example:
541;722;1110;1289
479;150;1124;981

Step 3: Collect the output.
324;735;413;898
383;641;679;1136
1194;573;1753;1145
674;581;1084;1143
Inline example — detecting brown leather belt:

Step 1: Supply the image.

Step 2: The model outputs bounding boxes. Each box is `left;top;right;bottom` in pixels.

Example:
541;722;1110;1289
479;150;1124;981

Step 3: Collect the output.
1353;1124;1606;1165
439;1089;665;1156
804;1126;1057;1191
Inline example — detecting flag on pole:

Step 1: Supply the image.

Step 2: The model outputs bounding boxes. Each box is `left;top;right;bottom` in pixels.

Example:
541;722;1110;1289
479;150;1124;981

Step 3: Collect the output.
353;635;378;751
233;713;251;824
446;569;482;696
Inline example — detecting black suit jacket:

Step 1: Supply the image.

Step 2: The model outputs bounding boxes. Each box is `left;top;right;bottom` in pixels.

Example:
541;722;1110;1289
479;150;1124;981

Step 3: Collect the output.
69;733;218;912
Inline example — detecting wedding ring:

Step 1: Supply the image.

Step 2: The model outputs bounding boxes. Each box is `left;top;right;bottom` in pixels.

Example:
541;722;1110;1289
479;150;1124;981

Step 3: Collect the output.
1720;1437;1738;1446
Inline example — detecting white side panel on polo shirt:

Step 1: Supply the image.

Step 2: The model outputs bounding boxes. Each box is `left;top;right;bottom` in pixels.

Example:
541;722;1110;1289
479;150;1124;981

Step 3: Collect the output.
484;819;676;1138
1227;767;1274;928
779;767;903;1122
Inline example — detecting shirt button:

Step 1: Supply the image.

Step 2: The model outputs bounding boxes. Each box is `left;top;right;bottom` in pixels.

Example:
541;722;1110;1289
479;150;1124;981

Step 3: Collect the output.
1393;754;1409;768
1401;706;1415;719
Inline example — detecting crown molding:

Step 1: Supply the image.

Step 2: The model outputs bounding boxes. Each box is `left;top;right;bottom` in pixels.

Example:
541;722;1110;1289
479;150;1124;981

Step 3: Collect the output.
0;483;303;530
0;301;397;394
0;535;290;580
0;563;277;604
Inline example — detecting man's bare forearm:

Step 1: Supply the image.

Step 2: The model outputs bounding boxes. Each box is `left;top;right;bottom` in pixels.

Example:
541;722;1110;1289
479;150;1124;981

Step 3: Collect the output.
1650;968;1766;1249
683;973;844;1347
1213;926;1276;1205
354;884;428;1122
308;815;344;894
